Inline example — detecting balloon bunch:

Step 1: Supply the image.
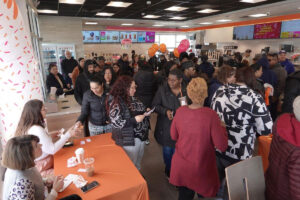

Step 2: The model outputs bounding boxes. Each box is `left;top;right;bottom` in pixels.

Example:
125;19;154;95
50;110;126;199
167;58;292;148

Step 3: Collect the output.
173;39;190;58
148;43;167;57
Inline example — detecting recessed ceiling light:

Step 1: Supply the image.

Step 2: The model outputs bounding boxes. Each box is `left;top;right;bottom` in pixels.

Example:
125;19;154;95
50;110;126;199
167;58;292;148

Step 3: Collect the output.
240;0;267;3
165;6;188;12
217;19;232;22
153;24;164;27
37;9;58;14
181;25;189;28
170;16;186;20
85;22;98;25
199;22;213;25
143;15;161;19
96;12;114;16
121;23;133;26
107;1;132;7
197;9;220;13
59;0;85;4
249;13;268;17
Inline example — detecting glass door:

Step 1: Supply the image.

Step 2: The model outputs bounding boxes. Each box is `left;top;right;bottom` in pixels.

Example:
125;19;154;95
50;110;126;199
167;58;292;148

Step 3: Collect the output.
41;44;58;76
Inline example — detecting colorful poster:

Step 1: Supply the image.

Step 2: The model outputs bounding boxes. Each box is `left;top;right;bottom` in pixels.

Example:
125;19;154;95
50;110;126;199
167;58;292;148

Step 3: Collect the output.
100;31;120;43
138;32;146;42
82;31;100;43
281;19;300;38
253;22;281;39
119;32;138;42
233;25;254;40
145;32;155;43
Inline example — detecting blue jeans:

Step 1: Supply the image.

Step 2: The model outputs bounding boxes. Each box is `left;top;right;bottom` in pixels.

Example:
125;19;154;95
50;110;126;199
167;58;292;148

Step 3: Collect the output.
163;146;175;177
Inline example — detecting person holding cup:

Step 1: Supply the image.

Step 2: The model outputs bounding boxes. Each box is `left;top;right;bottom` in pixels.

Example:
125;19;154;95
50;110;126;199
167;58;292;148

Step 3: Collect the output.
152;68;189;178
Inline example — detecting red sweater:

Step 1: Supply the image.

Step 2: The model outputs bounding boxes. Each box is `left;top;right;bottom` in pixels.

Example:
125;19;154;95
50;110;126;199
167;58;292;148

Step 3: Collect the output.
169;106;228;197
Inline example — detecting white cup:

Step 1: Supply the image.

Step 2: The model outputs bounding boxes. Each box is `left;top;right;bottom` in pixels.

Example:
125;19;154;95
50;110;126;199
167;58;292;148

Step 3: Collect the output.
75;148;84;164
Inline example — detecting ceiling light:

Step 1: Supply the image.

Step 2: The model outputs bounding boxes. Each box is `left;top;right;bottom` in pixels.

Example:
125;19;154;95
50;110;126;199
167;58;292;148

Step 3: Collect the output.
197;9;220;13
199;22;212;25
165;6;188;12
121;23;133;26
240;0;267;3
59;0;85;4
249;13;268;17
85;22;98;25
181;25;189;28
96;12;114;16
107;1;132;7
170;16;186;20
37;9;58;14
217;19;232;22
143;15;161;19
153;24;164;27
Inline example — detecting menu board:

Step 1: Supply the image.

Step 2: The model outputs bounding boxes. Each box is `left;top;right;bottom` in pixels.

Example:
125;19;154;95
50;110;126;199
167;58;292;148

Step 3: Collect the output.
137;32;146;42
281;19;300;38
146;32;155;43
100;31;120;43
119;32;138;42
253;22;281;39
233;25;254;40
82;31;100;43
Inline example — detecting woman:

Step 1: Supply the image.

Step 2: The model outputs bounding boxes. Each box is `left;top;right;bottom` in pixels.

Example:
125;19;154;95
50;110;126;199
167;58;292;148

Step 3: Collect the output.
76;76;111;136
71;57;85;86
102;66;116;95
170;78;228;199
152;68;188;178
74;59;95;105
156;61;178;86
132;54;139;74
2;135;64;200
251;63;264;96
211;67;273;194
107;76;150;170
46;63;72;96
112;63;121;77
14;99;77;177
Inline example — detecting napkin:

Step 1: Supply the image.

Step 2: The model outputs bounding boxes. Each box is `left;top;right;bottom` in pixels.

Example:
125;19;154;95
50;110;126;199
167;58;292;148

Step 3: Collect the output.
67;157;78;168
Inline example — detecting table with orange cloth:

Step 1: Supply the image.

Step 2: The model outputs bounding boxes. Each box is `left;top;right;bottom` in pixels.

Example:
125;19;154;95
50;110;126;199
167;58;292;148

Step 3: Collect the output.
54;133;149;200
258;134;273;172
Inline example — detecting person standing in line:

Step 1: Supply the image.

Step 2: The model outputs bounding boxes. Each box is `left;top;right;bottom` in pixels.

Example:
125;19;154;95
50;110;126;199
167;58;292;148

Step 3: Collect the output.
102;66;116;95
118;53;132;76
182;61;196;86
71;58;85;87
279;50;295;75
61;50;78;86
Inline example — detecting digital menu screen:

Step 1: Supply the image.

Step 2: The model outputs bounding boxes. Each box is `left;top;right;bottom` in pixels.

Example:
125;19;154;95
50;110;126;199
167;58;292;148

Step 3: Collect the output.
253;22;281;39
145;32;155;43
82;31;100;43
233;25;254;40
281;19;300;38
100;31;120;43
119;32;138;42
137;32;146;42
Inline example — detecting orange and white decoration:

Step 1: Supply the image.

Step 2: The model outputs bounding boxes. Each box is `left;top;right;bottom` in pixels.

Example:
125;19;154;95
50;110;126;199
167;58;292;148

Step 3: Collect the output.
0;0;43;141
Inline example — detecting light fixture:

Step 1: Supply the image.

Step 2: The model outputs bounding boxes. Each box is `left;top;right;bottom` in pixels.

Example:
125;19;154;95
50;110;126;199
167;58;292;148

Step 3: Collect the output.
181;25;189;28
197;9;220;13
85;22;98;25
37;9;58;14
165;6;188;12
199;22;212;25
217;19;232;22
59;0;85;4
240;0;267;3
170;16;186;20
121;23;133;26
107;1;132;7
96;12;114;16
152;24;164;27
143;15;161;19
249;13;268;17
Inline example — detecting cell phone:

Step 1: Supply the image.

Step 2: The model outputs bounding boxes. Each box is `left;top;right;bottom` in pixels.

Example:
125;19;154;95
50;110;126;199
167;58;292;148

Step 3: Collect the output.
63;141;73;148
144;107;155;116
81;181;99;193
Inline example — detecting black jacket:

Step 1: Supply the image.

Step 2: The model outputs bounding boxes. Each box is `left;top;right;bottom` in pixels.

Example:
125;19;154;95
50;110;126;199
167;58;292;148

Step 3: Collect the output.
282;71;300;113
77;90;108;126
46;73;67;96
61;57;78;76
74;73;90;105
152;82;188;147
134;69;157;108
118;58;132;76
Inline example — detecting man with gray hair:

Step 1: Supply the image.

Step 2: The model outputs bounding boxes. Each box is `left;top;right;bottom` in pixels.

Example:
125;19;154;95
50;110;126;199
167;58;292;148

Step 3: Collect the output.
61;50;78;86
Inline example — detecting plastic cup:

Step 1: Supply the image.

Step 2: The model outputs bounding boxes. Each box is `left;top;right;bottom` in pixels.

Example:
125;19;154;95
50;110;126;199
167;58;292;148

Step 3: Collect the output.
75;148;84;164
83;157;95;177
179;96;187;106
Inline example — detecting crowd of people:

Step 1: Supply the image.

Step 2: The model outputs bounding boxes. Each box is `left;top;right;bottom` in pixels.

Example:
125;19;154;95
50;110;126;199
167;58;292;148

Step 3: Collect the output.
2;48;300;200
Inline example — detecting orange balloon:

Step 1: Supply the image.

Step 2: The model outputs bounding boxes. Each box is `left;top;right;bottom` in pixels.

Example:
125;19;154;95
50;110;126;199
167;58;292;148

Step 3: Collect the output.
148;47;156;58
159;43;167;53
151;43;159;51
174;48;179;58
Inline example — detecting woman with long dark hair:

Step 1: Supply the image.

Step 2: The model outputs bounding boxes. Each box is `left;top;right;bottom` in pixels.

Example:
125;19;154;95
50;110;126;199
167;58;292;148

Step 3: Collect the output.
107;76;150;170
71;57;85;86
102;66;116;95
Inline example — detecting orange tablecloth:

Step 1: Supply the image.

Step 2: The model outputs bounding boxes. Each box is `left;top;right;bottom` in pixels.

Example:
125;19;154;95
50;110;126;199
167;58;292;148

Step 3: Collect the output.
54;133;149;200
258;135;273;172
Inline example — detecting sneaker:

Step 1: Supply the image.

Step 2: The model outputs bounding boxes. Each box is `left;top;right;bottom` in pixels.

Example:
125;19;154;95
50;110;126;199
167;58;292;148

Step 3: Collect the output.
145;139;150;145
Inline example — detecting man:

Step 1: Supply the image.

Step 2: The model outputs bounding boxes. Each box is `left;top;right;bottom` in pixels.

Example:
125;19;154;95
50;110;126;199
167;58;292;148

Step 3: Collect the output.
118;53;132;76
242;49;252;65
179;52;189;66
61;50;78;86
95;56;105;72
282;70;300;113
182;61;196;86
279;50;295;75
197;55;215;79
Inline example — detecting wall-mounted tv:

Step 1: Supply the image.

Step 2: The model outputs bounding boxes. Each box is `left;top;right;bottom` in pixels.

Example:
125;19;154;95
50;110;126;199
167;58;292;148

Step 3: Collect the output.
281;19;300;38
253;22;281;39
233;25;254;40
145;32;155;43
82;31;100;43
100;31;120;43
119;32;138;42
